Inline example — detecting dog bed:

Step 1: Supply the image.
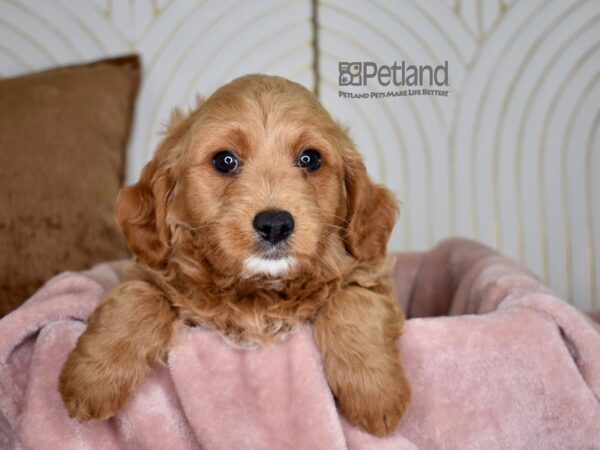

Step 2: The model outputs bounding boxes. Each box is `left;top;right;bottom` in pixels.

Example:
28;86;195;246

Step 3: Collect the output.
1;238;599;449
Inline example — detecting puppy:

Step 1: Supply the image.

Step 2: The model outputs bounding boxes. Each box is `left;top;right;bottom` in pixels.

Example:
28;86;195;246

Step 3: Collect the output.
59;75;411;436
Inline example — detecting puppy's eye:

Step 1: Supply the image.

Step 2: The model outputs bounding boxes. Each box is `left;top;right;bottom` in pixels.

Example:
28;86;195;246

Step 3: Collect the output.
297;149;321;171
212;150;239;174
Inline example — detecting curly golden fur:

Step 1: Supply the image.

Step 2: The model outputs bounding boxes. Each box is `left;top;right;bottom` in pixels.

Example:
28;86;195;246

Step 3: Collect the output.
59;75;411;436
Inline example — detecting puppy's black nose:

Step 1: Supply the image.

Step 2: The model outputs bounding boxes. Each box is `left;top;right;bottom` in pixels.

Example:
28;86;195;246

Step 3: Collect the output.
253;210;294;245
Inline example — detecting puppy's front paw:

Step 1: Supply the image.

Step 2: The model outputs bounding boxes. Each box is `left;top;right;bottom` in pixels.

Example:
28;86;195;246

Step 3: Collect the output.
59;351;135;422
334;363;411;436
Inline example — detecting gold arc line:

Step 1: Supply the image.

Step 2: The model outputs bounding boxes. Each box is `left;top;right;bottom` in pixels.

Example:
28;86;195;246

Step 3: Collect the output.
92;0;130;46
141;0;274;165
503;2;593;280
477;0;483;39
447;89;461;234
516;22;600;302
468;0;571;246
151;0;159;16
586;112;600;309
370;0;469;68
56;0;130;49
8;0;84;59
288;65;313;82
472;0;558;245
559;67;600;305
180;1;301;103
144;0;211;71
0;16;58;64
184;17;310;100
151;0;175;18
130;0;169;46
447;0;512;235
410;0;476;44
259;42;313;76
0;41;34;72
55;0;110;54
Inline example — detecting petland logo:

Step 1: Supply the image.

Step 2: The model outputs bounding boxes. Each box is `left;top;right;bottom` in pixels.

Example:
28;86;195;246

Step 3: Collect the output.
338;61;450;98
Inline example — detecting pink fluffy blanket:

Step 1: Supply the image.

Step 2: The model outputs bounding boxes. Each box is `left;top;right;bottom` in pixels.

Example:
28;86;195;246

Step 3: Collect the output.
1;238;599;449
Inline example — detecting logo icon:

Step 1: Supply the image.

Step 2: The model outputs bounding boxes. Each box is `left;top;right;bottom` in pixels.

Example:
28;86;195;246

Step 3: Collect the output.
339;62;362;86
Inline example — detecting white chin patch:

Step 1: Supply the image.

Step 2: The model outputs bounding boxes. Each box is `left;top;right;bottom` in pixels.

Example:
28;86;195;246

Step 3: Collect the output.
244;256;295;277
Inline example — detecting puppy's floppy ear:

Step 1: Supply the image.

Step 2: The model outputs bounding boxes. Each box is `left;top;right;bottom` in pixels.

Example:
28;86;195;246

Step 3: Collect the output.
116;152;174;269
343;147;399;261
117;102;199;268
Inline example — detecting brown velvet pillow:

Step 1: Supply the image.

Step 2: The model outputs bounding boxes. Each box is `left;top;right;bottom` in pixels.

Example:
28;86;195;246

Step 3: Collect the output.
0;55;140;316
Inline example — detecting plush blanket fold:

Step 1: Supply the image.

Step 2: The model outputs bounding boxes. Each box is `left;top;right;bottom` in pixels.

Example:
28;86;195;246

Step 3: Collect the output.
1;238;599;449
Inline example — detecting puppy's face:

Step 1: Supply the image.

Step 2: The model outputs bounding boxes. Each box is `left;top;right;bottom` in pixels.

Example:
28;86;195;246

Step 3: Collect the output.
117;75;397;280
173;87;344;278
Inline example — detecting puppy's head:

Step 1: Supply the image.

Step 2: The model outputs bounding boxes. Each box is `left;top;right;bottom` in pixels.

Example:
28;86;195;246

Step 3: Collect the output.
116;75;397;279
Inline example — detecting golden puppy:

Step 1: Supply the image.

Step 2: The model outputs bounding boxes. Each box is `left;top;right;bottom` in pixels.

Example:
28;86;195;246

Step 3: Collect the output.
59;75;411;436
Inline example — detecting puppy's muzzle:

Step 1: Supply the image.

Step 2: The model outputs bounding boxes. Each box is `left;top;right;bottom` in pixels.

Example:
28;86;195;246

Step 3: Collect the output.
253;210;294;245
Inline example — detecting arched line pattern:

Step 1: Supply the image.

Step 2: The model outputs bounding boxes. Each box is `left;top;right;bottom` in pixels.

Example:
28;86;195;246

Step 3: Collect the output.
150;0;176;17
0;43;32;73
556;71;600;303
0;15;59;65
500;2;592;279
289;64;313;81
409;0;476;54
455;1;478;40
182;14;309;101
520;22;599;298
141;0;262;162
206;36;314;115
56;0;112;53
7;0;84;59
371;0;468;76
323;1;446;128
447;0;515;233
559;66;600;303
211;41;312;94
319;18;436;245
476;0;482;38
95;0;109;17
256;42;312;78
86;0;133;48
474;0;504;40
129;5;165;46
470;0;558;244
41;2;125;55
586;112;600;308
142;0;210;71
104;0;137;48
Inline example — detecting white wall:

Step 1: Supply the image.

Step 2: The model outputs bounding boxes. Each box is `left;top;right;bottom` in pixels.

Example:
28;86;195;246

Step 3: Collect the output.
1;0;599;311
